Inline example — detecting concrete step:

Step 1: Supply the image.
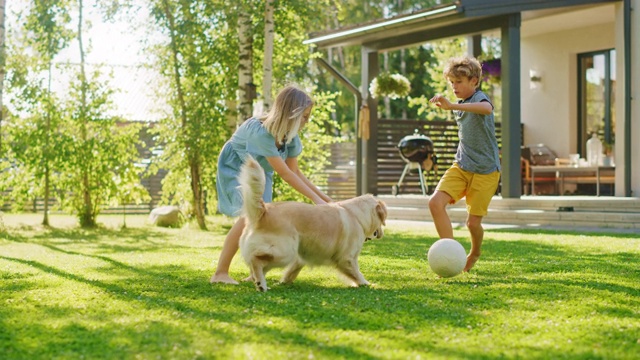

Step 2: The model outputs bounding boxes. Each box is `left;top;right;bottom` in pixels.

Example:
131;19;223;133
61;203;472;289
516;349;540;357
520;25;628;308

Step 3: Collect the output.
379;195;640;230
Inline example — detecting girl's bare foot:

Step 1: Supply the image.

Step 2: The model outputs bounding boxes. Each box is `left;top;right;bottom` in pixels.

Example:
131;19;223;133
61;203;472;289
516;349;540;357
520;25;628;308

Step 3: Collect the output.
209;273;239;284
463;253;480;272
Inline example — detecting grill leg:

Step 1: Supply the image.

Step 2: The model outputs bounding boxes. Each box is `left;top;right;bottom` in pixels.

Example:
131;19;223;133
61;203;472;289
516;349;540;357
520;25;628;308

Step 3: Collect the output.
396;164;411;189
418;165;427;196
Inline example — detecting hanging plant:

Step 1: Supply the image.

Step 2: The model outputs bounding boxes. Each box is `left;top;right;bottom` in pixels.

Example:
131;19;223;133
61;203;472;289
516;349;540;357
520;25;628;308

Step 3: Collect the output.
369;72;411;99
481;58;501;83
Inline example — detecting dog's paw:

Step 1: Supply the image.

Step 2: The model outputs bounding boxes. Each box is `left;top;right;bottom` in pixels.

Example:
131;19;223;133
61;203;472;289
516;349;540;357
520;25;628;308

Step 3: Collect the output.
254;281;269;292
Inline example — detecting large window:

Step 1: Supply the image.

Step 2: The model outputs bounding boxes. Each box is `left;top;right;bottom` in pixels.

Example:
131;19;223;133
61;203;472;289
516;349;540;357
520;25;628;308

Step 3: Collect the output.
578;49;616;157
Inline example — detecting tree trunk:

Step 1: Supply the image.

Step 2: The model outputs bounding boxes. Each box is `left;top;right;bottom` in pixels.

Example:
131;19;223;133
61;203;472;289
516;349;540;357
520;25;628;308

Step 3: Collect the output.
0;0;5;154
401;48;407;119
330;5;345;71
237;2;253;126
42;63;54;227
383;51;391;119
77;0;95;228
161;0;206;229
190;158;206;229
262;0;274;111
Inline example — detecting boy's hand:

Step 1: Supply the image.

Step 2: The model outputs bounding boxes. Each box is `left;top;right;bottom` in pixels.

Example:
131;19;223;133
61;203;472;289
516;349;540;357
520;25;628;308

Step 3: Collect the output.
429;95;453;110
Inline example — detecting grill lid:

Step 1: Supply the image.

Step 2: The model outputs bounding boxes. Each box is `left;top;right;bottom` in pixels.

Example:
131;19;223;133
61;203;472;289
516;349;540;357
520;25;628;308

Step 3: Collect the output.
397;129;434;163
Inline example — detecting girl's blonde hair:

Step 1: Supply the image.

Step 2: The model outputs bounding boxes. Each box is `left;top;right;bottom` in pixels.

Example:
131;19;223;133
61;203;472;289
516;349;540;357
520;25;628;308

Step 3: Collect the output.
260;85;313;144
443;56;483;87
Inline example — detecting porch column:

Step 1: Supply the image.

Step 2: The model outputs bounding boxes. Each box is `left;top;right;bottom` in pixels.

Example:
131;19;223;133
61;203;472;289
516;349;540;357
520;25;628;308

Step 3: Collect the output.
619;0;637;197
467;34;482;58
500;13;522;198
361;46;379;195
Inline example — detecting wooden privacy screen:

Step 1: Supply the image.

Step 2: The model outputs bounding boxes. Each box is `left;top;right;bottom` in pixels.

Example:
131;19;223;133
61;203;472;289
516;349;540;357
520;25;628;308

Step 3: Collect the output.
322;119;507;199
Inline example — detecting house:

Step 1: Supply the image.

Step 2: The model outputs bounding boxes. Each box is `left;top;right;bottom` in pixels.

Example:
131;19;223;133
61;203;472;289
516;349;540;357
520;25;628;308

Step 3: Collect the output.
303;0;638;199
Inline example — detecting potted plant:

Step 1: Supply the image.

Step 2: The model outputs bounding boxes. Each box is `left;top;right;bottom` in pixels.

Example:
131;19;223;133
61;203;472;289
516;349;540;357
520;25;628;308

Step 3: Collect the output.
369;72;411;99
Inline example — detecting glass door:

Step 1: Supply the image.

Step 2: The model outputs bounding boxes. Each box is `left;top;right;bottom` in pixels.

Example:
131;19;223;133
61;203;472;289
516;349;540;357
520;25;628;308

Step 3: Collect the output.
577;49;616;158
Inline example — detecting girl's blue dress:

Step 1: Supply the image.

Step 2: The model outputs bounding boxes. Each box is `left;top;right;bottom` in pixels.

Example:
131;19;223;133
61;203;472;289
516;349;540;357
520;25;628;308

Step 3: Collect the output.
216;118;302;217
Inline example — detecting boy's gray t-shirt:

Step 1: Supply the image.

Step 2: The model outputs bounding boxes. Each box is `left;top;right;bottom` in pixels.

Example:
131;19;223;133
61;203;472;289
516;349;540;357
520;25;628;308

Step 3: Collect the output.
453;90;501;174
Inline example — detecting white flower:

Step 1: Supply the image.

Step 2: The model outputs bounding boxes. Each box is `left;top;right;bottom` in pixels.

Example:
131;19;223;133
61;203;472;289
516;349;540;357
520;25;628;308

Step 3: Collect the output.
369;72;411;99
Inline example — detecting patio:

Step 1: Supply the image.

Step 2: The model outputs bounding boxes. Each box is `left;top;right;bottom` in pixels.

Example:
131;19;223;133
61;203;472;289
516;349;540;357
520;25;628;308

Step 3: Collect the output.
381;194;640;231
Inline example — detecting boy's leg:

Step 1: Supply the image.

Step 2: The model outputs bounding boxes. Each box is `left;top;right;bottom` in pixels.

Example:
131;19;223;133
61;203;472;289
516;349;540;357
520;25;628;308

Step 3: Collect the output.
429;164;468;239
210;217;245;284
463;170;500;272
464;214;484;272
428;191;454;239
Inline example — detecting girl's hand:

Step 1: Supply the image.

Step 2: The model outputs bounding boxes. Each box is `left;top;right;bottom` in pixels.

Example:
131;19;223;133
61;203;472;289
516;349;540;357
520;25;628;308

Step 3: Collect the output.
430;95;453;110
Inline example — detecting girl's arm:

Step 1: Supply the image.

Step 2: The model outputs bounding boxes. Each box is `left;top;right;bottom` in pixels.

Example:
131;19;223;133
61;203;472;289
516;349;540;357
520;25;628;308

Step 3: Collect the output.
266;156;328;205
285;157;333;203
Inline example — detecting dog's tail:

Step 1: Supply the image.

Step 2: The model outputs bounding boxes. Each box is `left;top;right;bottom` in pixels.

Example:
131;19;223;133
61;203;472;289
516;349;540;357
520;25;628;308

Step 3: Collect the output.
239;155;267;225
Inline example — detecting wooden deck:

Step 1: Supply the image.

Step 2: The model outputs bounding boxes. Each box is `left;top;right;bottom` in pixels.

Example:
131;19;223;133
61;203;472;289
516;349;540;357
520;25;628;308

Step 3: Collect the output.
380;194;640;231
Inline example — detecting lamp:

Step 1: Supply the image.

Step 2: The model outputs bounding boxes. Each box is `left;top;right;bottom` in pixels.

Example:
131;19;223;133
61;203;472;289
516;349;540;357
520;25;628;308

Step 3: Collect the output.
529;69;542;90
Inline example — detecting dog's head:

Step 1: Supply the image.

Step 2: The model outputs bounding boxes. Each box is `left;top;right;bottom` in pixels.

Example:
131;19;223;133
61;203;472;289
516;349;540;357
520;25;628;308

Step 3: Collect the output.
339;194;388;241
369;199;387;240
355;195;386;241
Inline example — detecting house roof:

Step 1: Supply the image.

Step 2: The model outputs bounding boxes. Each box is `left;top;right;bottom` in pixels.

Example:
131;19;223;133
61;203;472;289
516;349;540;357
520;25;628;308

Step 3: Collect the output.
304;0;620;50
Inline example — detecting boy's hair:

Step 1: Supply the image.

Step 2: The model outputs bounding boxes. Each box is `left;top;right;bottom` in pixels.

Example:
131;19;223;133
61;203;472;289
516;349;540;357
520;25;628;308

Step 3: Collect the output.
260;85;313;144
443;56;483;87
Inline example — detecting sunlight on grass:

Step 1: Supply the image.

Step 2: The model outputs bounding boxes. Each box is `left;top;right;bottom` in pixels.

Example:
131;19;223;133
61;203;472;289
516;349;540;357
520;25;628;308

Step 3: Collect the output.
1;213;638;359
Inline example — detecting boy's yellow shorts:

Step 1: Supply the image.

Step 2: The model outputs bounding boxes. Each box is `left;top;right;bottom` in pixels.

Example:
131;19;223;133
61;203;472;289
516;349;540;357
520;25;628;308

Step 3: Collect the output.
435;162;501;216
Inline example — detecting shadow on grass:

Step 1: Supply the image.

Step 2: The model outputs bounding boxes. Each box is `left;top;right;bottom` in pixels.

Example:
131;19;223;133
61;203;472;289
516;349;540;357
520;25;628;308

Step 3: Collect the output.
0;226;200;256
0;254;404;359
1;225;639;359
372;231;638;284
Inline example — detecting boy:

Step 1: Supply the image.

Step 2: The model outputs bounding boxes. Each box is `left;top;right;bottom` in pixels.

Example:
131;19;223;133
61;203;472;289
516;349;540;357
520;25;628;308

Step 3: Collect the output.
428;56;501;272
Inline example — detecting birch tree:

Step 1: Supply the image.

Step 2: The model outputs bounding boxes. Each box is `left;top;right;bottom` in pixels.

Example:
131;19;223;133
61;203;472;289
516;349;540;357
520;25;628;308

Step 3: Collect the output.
158;0;206;228
57;0;146;227
3;0;145;227
4;0;73;225
149;0;233;229
0;0;5;154
262;0;274;111
237;0;253;125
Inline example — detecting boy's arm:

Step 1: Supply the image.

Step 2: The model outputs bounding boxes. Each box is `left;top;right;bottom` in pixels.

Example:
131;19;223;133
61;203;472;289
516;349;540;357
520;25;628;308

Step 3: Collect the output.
451;101;493;115
430;95;493;115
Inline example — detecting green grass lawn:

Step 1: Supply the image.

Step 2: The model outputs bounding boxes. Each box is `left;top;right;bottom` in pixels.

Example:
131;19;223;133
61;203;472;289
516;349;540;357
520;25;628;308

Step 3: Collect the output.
0;213;638;360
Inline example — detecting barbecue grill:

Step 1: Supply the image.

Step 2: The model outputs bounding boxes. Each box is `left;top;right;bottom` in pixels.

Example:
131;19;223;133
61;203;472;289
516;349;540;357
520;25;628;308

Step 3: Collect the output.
392;129;438;196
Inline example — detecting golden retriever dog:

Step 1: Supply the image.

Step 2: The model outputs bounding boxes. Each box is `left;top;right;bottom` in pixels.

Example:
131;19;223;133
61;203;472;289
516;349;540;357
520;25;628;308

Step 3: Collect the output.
238;155;387;292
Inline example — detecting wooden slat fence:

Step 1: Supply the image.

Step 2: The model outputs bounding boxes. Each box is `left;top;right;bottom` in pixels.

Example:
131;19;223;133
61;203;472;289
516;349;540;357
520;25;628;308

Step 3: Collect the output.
1;169;165;214
323;119;507;198
377;119;504;195
317;142;357;200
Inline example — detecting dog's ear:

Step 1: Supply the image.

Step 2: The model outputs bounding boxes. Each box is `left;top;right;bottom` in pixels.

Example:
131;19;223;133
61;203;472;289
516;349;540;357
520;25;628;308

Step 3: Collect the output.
376;200;387;226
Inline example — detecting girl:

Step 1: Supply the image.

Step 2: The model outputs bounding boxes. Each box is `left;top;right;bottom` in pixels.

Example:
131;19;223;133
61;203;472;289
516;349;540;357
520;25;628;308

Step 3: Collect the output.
210;85;332;284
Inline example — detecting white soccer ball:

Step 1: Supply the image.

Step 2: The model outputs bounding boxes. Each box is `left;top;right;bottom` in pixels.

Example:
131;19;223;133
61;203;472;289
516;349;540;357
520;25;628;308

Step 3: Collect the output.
427;238;467;278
